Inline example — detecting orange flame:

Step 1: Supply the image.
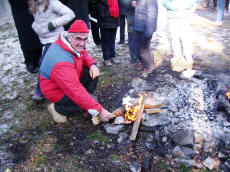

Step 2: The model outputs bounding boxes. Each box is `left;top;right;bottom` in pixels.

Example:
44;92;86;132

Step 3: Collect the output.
226;92;230;99
124;94;143;121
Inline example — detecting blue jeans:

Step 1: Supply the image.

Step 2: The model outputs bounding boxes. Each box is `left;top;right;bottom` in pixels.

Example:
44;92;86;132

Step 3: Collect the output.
100;28;117;60
217;0;225;22
36;43;51;96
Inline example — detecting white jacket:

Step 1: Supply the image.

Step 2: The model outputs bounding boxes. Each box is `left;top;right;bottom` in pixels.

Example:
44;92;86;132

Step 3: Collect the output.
32;0;75;44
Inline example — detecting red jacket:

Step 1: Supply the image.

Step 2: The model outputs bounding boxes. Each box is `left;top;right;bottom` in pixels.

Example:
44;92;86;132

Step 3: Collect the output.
40;32;102;115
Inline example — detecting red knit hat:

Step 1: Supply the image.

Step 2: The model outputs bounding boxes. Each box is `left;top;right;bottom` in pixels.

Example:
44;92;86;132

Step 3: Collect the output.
68;20;89;33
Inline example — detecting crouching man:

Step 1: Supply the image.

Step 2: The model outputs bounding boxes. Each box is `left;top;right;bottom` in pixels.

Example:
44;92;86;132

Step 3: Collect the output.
39;20;113;123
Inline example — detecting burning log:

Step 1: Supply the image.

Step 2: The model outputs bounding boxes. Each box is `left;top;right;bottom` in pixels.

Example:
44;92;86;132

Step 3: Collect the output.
92;108;125;125
145;108;162;114
132;97;163;109
130;93;147;141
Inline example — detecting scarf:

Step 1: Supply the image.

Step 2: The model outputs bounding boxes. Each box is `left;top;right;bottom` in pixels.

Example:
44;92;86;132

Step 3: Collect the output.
107;0;119;18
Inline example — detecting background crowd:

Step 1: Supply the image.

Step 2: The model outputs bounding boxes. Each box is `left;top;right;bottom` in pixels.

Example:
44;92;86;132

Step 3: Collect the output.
6;0;229;122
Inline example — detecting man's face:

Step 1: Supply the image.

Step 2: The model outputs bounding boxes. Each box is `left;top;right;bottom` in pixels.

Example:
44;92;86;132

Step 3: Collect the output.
68;33;88;53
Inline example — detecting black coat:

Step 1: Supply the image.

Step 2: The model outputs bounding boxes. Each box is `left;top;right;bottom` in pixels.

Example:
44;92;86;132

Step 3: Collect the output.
60;0;90;29
118;0;128;15
97;0;119;29
8;0;42;51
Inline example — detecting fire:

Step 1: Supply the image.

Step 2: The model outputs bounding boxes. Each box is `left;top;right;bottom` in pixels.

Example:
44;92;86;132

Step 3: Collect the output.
226;92;230;99
124;94;143;121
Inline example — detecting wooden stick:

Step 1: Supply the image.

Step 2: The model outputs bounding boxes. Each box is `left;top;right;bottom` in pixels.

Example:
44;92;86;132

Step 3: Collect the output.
145;108;162;114
130;93;147;141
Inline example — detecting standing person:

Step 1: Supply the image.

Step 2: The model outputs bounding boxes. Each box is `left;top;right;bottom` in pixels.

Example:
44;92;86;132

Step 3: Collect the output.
162;0;196;72
60;0;90;29
124;0;137;63
132;0;158;76
8;0;43;73
215;0;225;24
226;0;229;12
39;20;114;123
118;0;128;44
29;0;75;101
89;0;102;46
97;0;120;66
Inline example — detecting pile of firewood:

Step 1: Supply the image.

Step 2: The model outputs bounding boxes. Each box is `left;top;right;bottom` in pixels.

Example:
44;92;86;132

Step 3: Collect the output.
92;93;163;141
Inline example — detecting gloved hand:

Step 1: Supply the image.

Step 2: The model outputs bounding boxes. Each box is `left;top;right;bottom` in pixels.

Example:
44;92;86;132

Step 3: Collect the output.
48;22;56;32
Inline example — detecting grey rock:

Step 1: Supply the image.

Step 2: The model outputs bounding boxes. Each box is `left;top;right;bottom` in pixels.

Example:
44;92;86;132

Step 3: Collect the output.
104;124;124;134
173;146;193;160
171;129;194;146
143;111;170;127
225;158;230;169
217;73;230;86
181;146;194;159
162;136;167;143
131;78;147;91
203;157;217;170
130;161;141;172
203;140;216;153
142;156;151;171
146;134;154;142
172;146;185;158
219;163;230;172
145;142;153;150
218;149;229;160
175;158;195;167
194;163;204;169
155;131;160;140
117;132;128;143
128;89;135;95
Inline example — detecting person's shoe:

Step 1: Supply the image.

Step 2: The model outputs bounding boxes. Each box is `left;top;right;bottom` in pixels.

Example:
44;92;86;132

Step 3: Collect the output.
136;62;144;71
212;21;223;26
110;58;120;64
26;64;38;73
48;103;67;123
104;60;112;66
118;41;124;45
130;59;137;64
31;93;44;101
141;67;154;78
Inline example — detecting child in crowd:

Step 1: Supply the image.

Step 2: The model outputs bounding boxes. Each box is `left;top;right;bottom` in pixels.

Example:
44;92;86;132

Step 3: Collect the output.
29;0;75;101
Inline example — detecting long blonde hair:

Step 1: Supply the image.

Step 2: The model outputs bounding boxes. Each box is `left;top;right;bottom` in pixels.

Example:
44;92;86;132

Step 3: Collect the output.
28;0;50;14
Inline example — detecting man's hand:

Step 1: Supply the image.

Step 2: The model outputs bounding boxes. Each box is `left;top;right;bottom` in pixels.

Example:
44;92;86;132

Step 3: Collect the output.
89;64;100;79
99;108;114;122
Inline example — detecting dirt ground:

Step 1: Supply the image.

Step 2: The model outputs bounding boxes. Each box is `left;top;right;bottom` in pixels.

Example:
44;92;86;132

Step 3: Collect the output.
0;2;230;172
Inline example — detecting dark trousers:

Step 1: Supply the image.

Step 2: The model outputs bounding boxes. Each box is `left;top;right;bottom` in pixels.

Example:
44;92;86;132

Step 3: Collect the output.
119;14;126;43
36;43;52;96
226;0;229;12
128;32;137;63
100;28;117;60
90;20;101;45
55;67;99;115
133;31;153;69
23;49;42;68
